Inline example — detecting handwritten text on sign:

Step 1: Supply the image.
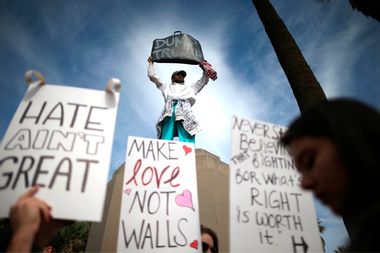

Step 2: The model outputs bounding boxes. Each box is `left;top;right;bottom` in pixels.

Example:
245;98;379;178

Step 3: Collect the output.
0;84;119;221
117;137;200;253
230;116;323;253
151;33;203;64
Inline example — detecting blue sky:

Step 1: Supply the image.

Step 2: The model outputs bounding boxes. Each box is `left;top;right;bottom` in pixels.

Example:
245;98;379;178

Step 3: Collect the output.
1;0;379;252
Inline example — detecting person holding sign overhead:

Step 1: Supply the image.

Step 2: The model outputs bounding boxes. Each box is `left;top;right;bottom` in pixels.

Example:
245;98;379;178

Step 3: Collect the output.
280;98;380;252
147;56;216;143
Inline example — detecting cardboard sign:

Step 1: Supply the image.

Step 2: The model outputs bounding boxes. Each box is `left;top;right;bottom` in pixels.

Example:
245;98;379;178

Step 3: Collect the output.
151;31;204;65
0;77;120;221
117;136;201;253
230;116;323;252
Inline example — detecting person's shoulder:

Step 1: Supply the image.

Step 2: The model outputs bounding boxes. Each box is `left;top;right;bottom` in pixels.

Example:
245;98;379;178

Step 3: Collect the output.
349;203;380;251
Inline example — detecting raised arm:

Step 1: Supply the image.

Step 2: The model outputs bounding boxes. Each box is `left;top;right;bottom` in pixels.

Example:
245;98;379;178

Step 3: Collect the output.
192;67;209;94
7;187;50;252
7;186;70;252
147;56;165;90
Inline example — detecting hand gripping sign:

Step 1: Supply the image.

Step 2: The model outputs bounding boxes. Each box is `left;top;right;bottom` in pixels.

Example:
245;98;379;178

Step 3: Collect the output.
0;70;121;221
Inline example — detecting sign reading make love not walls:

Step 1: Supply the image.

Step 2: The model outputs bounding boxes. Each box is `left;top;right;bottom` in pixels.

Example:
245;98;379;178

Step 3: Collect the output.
117;136;201;253
0;71;120;221
230;116;323;253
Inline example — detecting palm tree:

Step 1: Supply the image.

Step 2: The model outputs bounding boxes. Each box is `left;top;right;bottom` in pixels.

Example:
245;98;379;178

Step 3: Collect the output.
349;0;380;22
251;0;327;113
318;219;327;252
59;221;91;252
318;0;380;22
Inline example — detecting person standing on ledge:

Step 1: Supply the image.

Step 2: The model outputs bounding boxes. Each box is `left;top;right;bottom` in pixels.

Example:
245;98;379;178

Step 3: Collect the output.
147;56;217;143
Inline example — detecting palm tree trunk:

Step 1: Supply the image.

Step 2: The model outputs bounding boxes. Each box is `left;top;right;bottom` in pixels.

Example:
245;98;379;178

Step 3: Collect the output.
251;0;327;113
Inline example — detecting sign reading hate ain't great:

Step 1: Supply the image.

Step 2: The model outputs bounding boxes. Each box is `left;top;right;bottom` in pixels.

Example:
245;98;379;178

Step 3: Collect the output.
0;79;120;221
230;116;323;253
117;136;201;253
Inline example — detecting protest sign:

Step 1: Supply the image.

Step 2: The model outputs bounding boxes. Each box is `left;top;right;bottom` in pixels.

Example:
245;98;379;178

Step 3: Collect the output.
0;71;121;221
230;116;323;252
151;31;204;65
117;136;201;253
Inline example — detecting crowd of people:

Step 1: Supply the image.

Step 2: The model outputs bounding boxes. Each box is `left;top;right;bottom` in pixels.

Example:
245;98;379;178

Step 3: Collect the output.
1;52;380;252
2;98;379;252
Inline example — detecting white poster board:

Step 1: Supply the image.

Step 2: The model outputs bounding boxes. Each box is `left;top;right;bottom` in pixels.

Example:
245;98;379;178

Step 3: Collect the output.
230;116;323;253
117;136;201;253
0;80;120;221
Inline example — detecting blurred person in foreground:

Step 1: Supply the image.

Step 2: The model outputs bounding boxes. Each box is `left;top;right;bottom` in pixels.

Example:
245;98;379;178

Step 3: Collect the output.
280;98;380;252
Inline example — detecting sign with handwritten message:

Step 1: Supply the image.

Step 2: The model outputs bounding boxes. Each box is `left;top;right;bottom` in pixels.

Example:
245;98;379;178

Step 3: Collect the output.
151;31;204;65
0;82;120;221
230;116;323;253
117;136;201;253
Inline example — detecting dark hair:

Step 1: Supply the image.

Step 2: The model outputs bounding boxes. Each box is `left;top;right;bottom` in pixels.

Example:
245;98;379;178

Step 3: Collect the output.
280;104;333;146
280;98;380;213
200;224;219;253
171;70;186;80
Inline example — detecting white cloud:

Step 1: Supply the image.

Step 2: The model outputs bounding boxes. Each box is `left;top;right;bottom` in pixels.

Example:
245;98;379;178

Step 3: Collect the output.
314;19;369;98
104;6;269;165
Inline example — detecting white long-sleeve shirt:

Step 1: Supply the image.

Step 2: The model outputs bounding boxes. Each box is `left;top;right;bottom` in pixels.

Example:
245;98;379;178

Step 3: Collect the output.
147;63;209;137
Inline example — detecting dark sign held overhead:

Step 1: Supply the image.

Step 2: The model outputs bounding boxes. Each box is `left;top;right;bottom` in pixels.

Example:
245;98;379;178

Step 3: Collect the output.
151;31;204;65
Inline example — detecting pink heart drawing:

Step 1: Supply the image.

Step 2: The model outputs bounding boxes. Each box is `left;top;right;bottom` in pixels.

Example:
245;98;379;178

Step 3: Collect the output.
190;240;198;249
183;145;192;155
124;188;131;195
175;190;195;211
